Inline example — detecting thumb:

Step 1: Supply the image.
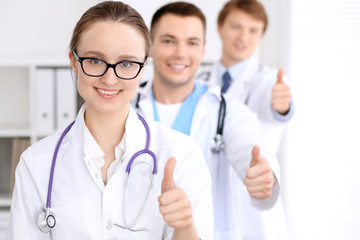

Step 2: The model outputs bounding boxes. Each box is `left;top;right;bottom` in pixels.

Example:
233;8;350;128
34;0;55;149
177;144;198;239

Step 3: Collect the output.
276;68;285;84
161;157;177;193
250;145;261;167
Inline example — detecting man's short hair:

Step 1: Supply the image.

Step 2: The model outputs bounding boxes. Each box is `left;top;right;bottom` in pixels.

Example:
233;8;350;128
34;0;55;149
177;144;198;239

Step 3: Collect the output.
150;1;206;40
218;0;268;33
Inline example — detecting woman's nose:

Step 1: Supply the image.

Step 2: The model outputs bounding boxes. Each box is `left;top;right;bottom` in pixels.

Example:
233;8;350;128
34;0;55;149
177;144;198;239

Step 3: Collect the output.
100;67;119;86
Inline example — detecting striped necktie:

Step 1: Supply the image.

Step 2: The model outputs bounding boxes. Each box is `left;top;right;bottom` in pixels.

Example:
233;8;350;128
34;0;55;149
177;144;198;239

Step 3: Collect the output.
221;71;232;93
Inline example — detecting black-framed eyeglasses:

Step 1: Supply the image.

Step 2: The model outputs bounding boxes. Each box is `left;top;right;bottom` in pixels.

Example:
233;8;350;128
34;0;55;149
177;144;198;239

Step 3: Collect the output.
72;51;147;80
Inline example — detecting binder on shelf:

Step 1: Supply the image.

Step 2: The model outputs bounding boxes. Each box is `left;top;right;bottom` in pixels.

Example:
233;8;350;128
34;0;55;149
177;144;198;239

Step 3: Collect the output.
0;210;10;238
10;137;30;197
36;68;55;134
55;68;77;130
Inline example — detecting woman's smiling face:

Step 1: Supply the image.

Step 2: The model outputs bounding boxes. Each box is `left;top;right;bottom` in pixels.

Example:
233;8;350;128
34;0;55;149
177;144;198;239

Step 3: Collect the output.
71;20;147;115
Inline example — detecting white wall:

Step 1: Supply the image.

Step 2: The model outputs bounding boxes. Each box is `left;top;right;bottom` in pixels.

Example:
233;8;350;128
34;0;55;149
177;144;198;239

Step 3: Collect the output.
254;1;360;239
264;1;360;240
0;0;227;62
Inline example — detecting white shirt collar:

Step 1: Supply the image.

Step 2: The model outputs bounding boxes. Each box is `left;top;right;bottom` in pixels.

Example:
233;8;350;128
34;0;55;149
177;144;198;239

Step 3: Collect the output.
219;57;251;82
80;104;126;175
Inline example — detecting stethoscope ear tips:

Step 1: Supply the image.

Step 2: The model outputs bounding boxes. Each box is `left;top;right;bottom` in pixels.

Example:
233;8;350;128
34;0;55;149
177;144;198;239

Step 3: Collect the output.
38;211;56;233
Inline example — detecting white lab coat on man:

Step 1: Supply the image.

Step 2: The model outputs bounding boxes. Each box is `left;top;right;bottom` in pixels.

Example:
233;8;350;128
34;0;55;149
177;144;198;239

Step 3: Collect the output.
8;104;214;240
198;53;292;240
134;82;281;239
200;53;294;156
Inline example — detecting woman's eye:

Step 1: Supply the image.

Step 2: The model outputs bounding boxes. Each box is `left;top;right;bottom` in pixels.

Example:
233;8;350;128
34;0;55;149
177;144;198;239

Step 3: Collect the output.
119;61;133;68
90;59;103;65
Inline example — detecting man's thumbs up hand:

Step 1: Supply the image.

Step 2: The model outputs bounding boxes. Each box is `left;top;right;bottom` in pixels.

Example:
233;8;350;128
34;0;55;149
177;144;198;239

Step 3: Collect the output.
272;68;291;114
249;144;261;167
276;68;285;84
245;145;276;199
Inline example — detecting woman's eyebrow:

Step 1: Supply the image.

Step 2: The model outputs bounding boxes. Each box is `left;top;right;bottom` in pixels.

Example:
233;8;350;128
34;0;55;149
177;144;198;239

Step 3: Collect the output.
82;51;143;61
116;55;143;61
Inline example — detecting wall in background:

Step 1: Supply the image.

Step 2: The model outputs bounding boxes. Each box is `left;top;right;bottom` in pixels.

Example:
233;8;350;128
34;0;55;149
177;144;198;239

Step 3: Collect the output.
284;1;360;239
0;0;227;62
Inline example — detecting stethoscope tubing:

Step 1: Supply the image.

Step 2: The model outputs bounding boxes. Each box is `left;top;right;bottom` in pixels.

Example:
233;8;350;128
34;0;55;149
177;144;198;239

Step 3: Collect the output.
216;94;226;136
126;114;158;175
42;113;157;233
47;120;75;209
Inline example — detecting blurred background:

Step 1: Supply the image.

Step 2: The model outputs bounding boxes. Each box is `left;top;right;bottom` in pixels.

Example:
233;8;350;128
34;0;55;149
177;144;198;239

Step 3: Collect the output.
0;0;360;239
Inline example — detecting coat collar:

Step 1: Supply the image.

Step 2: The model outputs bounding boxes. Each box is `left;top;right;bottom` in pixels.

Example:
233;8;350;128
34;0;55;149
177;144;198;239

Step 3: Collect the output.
68;104;148;165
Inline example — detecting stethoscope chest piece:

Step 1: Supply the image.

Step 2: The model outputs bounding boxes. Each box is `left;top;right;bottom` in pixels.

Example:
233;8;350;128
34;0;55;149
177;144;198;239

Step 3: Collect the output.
38;211;56;233
210;134;225;152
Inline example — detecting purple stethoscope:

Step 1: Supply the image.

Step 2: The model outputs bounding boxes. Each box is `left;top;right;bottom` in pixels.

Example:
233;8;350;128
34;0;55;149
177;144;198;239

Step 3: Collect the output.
38;113;158;233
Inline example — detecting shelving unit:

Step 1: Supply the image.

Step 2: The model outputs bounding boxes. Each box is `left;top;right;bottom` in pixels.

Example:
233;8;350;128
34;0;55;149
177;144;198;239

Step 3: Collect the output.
0;59;77;237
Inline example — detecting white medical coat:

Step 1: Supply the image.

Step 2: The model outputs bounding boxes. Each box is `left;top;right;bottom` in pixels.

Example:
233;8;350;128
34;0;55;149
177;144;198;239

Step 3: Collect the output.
201;53;294;157
198;54;292;240
8;105;214;240
134;82;281;239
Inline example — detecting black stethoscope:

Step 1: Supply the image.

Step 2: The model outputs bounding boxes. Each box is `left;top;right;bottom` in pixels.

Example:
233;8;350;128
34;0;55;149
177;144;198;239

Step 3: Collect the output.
38;113;158;233
135;81;226;153
210;94;226;152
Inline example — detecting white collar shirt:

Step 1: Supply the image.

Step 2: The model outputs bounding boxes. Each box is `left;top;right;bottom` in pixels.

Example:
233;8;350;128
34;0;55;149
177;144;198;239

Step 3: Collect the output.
84;124;125;189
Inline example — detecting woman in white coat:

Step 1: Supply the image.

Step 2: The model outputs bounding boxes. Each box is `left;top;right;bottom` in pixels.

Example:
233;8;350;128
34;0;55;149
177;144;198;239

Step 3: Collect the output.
134;2;281;239
8;2;213;240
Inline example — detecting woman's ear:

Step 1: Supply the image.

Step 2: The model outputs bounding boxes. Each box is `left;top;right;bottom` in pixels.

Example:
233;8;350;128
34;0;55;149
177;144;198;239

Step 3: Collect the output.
69;51;78;73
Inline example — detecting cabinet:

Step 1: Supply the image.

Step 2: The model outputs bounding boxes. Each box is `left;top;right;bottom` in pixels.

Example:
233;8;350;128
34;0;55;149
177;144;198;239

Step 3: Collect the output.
0;59;77;238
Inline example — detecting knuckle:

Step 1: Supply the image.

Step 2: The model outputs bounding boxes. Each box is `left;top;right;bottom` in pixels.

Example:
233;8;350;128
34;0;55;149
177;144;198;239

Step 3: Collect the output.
186;208;193;217
264;175;272;184
158;195;165;204
264;190;272;197
244;178;249;186
184;199;191;208
249;192;257;198
265;185;272;192
168;222;176;228
264;167;271;174
159;206;166;215
246;168;253;176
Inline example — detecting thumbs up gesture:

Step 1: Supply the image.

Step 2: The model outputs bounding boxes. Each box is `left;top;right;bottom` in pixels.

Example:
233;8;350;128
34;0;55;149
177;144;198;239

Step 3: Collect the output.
159;157;198;239
271;68;291;114
244;146;277;199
